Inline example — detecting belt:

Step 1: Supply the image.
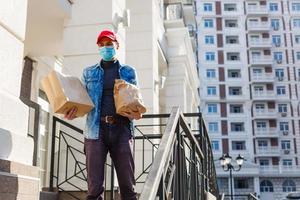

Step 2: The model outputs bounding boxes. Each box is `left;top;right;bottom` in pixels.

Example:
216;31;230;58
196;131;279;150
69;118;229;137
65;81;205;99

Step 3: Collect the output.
100;116;117;124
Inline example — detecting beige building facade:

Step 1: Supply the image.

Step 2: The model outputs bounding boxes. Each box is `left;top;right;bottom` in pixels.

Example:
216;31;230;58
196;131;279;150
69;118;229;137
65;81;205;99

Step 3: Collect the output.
0;0;199;199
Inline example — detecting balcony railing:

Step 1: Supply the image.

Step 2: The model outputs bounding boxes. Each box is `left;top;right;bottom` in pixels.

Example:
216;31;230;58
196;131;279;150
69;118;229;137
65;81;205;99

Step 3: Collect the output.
255;128;278;136
250;56;273;65
256;146;280;155
251;73;274;81
248;22;270;31
259;165;300;174
249;39;272;47
48;107;220;200
247;5;268;15
253;109;277;116
252;90;275;99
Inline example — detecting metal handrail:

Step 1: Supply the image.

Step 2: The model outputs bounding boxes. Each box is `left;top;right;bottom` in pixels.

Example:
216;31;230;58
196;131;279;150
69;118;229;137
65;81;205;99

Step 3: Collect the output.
49;107;220;200
139;107;219;200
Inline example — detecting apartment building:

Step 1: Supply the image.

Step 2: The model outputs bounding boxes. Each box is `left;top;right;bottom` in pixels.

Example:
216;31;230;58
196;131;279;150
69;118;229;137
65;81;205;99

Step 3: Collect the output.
196;0;300;199
0;0;199;199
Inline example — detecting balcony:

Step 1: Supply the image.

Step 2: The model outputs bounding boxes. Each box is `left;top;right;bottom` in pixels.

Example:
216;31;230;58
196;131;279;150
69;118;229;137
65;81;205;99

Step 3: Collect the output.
256;146;280;156
249;39;272;49
252;90;276;100
253;109;277;119
255;128;278;137
251;73;275;82
247;5;268;16
164;3;185;28
259;166;300;176
248;22;270;32
250;56;273;66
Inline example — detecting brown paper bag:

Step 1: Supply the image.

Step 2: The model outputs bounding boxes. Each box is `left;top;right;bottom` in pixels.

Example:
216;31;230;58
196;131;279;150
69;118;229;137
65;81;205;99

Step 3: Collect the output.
114;79;146;118
41;70;94;117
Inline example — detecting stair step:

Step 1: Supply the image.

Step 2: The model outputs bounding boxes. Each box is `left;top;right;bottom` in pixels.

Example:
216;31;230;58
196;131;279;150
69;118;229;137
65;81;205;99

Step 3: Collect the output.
39;191;59;200
58;190;119;200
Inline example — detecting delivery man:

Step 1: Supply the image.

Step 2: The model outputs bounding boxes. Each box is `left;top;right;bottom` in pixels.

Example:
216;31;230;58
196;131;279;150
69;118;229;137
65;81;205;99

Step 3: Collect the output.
64;29;140;200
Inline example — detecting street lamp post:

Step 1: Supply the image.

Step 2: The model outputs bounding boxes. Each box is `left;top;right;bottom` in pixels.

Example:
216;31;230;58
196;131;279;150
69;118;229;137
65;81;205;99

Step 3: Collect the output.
219;153;245;200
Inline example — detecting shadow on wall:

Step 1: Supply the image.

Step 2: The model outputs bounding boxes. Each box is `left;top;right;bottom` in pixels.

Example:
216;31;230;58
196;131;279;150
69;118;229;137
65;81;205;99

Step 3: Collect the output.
0;128;12;159
0;127;18;200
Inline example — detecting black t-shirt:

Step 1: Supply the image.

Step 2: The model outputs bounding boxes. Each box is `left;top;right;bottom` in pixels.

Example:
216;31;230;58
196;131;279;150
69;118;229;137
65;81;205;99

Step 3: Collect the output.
100;60;120;116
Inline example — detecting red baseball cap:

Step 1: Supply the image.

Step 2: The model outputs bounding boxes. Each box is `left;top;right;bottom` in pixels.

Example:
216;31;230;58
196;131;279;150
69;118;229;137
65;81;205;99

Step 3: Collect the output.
96;29;118;44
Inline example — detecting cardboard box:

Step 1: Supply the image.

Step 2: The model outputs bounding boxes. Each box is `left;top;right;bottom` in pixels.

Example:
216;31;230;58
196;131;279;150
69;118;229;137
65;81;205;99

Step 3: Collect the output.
41;70;94;117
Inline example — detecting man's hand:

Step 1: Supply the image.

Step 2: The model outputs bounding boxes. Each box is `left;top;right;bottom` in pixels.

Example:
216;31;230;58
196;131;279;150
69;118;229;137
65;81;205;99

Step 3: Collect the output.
64;106;78;120
122;112;143;120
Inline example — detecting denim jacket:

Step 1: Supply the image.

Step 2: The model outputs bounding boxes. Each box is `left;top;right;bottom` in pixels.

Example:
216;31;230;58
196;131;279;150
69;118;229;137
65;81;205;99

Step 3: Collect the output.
81;60;138;139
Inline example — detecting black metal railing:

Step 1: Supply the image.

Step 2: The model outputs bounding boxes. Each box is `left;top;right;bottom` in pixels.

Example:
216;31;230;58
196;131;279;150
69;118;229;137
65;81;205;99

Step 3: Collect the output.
138;107;219;200
49;107;219;199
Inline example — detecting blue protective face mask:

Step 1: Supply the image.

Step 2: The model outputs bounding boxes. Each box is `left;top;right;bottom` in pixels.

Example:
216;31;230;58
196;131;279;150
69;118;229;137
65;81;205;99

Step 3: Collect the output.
99;45;116;61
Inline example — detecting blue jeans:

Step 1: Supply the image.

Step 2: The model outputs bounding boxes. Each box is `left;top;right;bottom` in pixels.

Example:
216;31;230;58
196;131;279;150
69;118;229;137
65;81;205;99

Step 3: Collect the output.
84;121;137;200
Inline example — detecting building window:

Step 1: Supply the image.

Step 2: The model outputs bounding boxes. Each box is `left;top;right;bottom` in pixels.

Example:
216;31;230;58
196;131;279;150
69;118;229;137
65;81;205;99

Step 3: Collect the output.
281;140;291;150
204;3;213;11
208;122;218;132
231;122;244;132
207;86;217;95
275;69;284;78
278;104;288;113
204;19;214;28
296;52;300;60
226;36;239;44
227;53;240;61
225;19;238;28
269;3;278;11
256;121;267;129
208;104;217;113
276;86;286;95
228;69;241;78
274;52;283;61
259;159;270;166
234;178;249;189
229;87;242;95
206;69;216;78
279;122;289;131
295;35;300;44
232;141;246;150
224;3;237;11
272;35;281;46
230;104;243;113
293;19;300;28
282;159;293;167
282;180;296;192
271;19;280;30
292;3;300;11
260;180;274;192
205;52;215;61
211;141;219;151
258;140;268;148
205;35;214;44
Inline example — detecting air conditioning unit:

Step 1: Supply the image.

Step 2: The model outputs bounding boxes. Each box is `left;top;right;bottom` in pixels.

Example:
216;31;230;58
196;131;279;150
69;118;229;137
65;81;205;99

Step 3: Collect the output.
283;130;289;135
284;149;290;154
276;59;282;64
275;43;281;47
281;112;287;117
278;76;284;81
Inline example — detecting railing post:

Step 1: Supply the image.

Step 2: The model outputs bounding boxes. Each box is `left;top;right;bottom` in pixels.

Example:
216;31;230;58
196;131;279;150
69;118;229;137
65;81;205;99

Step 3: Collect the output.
176;120;182;200
191;143;197;200
49;117;57;192
158;176;165;200
110;163;115;200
